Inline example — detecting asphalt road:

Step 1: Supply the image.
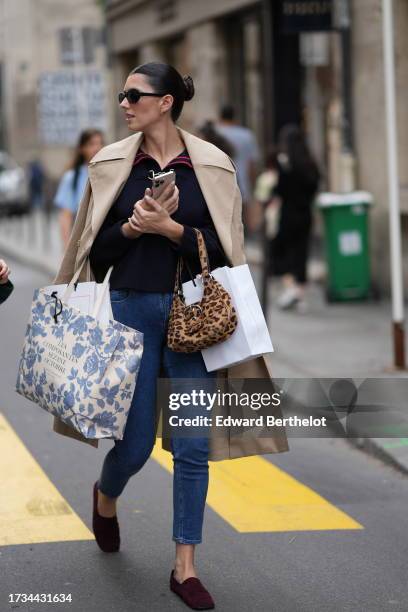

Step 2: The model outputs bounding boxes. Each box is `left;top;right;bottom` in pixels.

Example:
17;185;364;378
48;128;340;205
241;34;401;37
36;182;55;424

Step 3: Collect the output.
1;259;408;612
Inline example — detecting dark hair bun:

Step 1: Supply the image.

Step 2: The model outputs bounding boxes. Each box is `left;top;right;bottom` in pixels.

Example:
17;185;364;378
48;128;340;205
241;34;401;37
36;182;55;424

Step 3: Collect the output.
183;75;195;101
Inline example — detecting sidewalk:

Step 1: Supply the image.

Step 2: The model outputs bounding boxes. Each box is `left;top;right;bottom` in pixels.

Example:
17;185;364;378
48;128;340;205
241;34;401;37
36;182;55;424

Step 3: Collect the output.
250;262;408;476
1;212;408;474
0;209;62;276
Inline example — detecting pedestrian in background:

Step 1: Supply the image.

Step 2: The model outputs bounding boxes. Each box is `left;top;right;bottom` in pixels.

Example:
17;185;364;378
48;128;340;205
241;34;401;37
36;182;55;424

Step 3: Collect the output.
216;105;260;234
0;258;13;305
253;148;279;237
268;124;320;312
54;129;104;248
198;119;235;158
28;159;46;210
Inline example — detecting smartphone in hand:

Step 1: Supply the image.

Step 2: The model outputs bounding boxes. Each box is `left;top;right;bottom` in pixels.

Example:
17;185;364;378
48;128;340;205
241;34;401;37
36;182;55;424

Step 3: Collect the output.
149;169;176;201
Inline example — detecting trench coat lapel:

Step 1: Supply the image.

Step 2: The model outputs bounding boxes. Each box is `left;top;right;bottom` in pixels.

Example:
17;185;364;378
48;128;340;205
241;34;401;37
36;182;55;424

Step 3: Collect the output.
86;128;236;265
87;132;144;243
180;129;235;264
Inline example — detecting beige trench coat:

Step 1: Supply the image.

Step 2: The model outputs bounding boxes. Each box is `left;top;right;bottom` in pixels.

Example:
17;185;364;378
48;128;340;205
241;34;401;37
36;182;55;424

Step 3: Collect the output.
52;127;289;460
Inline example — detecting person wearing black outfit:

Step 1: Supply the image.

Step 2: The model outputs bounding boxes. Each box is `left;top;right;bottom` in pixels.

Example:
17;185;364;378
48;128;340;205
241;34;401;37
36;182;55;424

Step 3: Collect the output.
268;124;320;312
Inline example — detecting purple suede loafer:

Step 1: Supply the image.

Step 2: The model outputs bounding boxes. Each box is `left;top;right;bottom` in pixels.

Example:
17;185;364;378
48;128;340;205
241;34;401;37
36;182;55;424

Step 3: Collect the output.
92;481;120;553
170;569;215;610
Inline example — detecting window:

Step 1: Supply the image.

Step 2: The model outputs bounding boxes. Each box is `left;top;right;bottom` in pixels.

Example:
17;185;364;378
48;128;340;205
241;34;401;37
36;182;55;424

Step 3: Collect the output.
59;27;103;65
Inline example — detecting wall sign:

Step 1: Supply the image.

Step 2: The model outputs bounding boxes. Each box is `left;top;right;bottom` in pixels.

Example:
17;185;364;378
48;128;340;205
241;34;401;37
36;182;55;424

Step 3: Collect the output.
157;0;178;24
38;70;107;146
281;0;333;32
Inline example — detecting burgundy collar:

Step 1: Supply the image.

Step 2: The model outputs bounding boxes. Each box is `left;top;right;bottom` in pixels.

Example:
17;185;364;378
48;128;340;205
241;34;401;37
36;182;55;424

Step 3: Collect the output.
133;148;193;169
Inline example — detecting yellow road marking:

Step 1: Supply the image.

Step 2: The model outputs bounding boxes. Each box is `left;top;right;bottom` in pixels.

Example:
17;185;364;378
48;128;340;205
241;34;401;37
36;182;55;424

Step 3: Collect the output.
152;442;363;532
0;413;93;546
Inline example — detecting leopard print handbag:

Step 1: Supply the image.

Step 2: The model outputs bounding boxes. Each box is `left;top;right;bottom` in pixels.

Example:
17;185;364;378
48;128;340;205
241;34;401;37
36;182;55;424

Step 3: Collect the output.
167;228;238;353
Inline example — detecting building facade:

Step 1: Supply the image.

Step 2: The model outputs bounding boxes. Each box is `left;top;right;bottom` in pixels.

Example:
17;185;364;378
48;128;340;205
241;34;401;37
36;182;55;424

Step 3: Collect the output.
104;0;408;294
106;0;265;144
0;1;405;292
0;0;113;179
0;0;405;294
351;0;408;292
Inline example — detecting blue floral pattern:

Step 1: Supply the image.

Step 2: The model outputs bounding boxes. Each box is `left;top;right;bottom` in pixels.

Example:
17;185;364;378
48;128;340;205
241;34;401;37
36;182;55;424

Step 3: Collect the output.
16;288;144;440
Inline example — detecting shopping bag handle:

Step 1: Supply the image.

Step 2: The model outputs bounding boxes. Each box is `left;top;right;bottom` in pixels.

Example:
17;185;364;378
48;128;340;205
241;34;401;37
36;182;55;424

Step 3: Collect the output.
61;260;113;310
61;258;87;303
92;266;114;320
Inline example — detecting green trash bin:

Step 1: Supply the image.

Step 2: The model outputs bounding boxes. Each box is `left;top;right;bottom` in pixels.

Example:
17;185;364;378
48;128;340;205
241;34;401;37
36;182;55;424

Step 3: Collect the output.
316;191;373;302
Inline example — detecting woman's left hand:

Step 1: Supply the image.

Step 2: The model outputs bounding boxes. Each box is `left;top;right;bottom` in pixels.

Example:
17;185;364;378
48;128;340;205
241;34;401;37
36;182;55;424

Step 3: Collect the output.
128;194;175;236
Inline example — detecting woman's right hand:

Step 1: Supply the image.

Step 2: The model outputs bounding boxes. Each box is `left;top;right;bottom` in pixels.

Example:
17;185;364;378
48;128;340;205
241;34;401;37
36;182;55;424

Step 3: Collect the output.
120;189;155;239
123;184;179;238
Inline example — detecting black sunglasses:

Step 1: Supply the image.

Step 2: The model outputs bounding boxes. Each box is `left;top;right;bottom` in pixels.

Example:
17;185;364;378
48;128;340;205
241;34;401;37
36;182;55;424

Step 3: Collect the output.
118;89;166;104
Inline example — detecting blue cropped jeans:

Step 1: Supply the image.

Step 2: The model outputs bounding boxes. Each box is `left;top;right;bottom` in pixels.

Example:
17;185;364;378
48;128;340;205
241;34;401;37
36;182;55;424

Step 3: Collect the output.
97;289;216;545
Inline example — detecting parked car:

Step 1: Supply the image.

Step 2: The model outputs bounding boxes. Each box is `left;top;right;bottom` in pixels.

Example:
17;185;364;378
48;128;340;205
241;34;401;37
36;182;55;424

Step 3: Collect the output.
0;151;30;216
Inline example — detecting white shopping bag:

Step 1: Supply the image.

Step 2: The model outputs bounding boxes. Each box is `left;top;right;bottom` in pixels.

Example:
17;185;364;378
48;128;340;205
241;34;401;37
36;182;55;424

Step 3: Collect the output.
182;265;273;371
44;267;113;325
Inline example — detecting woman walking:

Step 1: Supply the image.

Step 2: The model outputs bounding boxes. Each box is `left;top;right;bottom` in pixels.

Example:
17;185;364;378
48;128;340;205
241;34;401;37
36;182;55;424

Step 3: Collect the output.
51;61;289;610
89;62;227;610
268;124;320;312
54;129;104;248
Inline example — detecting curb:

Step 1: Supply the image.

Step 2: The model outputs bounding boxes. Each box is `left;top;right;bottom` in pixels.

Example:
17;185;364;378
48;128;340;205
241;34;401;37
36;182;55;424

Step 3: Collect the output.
346;436;408;476
319;406;408;476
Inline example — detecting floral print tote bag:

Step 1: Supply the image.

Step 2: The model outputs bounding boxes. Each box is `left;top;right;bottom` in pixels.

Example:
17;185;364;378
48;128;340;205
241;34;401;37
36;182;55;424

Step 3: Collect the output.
16;265;143;440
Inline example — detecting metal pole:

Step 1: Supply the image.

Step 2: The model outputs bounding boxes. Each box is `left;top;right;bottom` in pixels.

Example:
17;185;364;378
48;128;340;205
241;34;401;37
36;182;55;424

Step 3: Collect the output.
261;0;274;149
339;0;353;153
260;0;274;318
382;0;406;369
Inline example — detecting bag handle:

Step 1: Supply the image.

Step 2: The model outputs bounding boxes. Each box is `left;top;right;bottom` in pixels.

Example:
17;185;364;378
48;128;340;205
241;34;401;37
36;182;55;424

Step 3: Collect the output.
61;258;113;314
92;266;114;319
194;229;210;275
61;258;88;304
174;229;211;298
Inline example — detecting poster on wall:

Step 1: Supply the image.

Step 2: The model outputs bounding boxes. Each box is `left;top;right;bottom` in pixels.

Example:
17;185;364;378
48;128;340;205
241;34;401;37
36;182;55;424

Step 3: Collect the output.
38;70;107;145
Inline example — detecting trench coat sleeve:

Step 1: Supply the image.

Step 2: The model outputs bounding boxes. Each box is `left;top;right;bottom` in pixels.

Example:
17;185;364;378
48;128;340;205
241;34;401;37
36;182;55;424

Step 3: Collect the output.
53;180;92;284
